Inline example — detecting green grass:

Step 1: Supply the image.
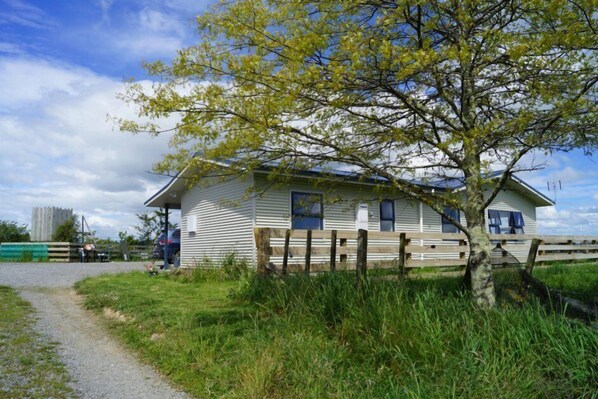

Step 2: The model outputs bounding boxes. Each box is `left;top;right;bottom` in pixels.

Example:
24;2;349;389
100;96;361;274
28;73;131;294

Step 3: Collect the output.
76;266;598;399
533;263;598;303
0;286;76;398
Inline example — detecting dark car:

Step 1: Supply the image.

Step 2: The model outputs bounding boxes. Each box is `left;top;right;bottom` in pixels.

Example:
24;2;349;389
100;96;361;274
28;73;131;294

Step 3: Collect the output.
152;228;181;267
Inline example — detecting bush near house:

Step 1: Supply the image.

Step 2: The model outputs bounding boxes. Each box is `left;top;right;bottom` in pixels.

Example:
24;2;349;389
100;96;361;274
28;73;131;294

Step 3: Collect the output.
76;263;598;399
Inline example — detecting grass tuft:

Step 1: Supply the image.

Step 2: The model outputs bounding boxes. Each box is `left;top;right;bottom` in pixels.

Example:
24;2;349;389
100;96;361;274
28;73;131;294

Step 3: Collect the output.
76;263;598;398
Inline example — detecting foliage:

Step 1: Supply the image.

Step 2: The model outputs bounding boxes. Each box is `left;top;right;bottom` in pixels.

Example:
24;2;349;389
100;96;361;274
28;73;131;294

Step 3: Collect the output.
133;209;177;243
119;0;598;307
0;220;30;243
77;268;597;398
118;231;139;245
220;252;250;280
170;252;251;283
51;216;80;242
0;286;75;397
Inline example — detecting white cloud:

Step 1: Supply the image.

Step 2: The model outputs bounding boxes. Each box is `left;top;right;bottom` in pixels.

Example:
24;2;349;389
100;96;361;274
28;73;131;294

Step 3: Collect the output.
537;206;598;235
0;56;179;238
0;0;58;29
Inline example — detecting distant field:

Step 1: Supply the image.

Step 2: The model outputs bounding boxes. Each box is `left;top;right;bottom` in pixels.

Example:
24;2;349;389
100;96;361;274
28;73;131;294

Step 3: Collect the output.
76;264;598;398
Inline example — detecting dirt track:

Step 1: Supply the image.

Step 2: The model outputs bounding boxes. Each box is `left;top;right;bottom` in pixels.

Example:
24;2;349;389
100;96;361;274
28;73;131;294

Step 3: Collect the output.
0;262;189;399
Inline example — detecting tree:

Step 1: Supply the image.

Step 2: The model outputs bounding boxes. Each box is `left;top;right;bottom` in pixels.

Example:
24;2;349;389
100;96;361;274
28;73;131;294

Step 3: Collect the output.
119;0;597;307
52;216;80;242
0;220;30;243
133;209;177;243
118;231;139;245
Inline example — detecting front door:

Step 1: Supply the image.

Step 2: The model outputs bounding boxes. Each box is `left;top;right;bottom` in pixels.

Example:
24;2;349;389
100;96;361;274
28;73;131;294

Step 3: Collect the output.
356;203;368;230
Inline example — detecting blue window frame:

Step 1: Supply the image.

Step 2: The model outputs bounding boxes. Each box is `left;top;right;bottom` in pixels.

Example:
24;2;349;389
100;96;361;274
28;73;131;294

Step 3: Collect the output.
488;210;525;234
380;200;395;232
291;192;323;230
442;207;461;233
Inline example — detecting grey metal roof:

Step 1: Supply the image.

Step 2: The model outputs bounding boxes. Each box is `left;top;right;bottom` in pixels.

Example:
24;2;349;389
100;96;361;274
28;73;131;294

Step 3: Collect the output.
145;160;554;208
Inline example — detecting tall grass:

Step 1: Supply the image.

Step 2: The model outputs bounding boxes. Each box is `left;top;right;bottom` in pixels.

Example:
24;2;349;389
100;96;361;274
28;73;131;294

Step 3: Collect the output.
77;263;598;398
235;272;598;398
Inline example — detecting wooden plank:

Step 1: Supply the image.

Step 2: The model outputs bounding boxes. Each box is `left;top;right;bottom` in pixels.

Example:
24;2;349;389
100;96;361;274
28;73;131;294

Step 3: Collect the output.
398;232;406;276
539;245;598;251
305;230;312;275
536;253;598;261
488;234;535;240
406;232;467;240
269;228;289;239
282;229;290;276
525;238;541;274
355;229;368;285
285;262;359;272
2;242;70;246
536;235;598;243
330;230;337;272
405;245;471;253
364;231;401;240
406;258;469;268
254;227;271;276
339;237;348;264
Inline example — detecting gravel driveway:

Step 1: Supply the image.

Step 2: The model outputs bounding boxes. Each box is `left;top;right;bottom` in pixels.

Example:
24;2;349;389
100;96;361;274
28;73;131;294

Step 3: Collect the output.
0;262;189;399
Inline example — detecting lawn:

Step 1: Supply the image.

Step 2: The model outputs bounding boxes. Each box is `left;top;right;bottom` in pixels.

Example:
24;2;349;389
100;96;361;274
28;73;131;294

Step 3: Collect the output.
0;286;75;398
75;264;598;399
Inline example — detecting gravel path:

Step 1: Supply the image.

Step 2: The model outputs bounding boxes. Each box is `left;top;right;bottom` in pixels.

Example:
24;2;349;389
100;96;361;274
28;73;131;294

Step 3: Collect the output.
0;262;189;399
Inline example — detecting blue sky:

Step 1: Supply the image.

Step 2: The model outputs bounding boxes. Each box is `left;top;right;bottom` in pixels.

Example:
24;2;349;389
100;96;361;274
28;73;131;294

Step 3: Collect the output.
0;0;596;239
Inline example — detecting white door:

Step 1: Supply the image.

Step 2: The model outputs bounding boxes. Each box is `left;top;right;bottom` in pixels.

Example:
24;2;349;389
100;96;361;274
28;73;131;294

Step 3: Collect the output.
356;203;369;230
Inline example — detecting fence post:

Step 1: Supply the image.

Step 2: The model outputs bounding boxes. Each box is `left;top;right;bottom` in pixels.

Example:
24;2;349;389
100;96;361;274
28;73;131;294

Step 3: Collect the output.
330;230;337;272
525;238;541;274
398;232;406;277
304;229;312;275
282;229;291;276
355;229;368;286
255;227;271;276
521;238;541;295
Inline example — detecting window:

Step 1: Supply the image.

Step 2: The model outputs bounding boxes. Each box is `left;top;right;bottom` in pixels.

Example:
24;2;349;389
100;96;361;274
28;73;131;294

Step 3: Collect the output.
488;210;524;234
442;207;461;233
380;200;395;232
291;192;323;230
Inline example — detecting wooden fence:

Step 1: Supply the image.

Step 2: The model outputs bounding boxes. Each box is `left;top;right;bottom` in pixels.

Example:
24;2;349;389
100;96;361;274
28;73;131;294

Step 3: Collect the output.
254;228;598;276
0;242;154;262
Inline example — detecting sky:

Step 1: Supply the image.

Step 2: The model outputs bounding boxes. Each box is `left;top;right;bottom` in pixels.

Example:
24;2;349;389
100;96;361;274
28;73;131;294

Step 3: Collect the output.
0;0;596;239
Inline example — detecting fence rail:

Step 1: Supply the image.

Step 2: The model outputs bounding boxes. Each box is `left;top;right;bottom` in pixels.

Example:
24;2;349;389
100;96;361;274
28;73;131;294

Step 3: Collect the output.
0;242;154;262
254;228;598;276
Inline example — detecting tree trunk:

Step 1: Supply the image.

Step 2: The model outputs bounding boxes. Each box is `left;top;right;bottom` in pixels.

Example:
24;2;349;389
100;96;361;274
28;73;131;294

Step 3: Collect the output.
463;190;496;308
462;152;496;308
466;224;496;308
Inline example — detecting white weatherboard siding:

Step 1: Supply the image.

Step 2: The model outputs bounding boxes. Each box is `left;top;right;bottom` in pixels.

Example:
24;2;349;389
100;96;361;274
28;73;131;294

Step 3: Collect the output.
483;187;537;261
254;173;379;230
178;172;539;267
254;174;385;264
180;176;254;267
395;198;420;232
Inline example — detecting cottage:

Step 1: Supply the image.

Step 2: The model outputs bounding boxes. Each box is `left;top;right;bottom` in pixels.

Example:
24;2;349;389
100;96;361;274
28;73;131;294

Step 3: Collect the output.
145;160;554;268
